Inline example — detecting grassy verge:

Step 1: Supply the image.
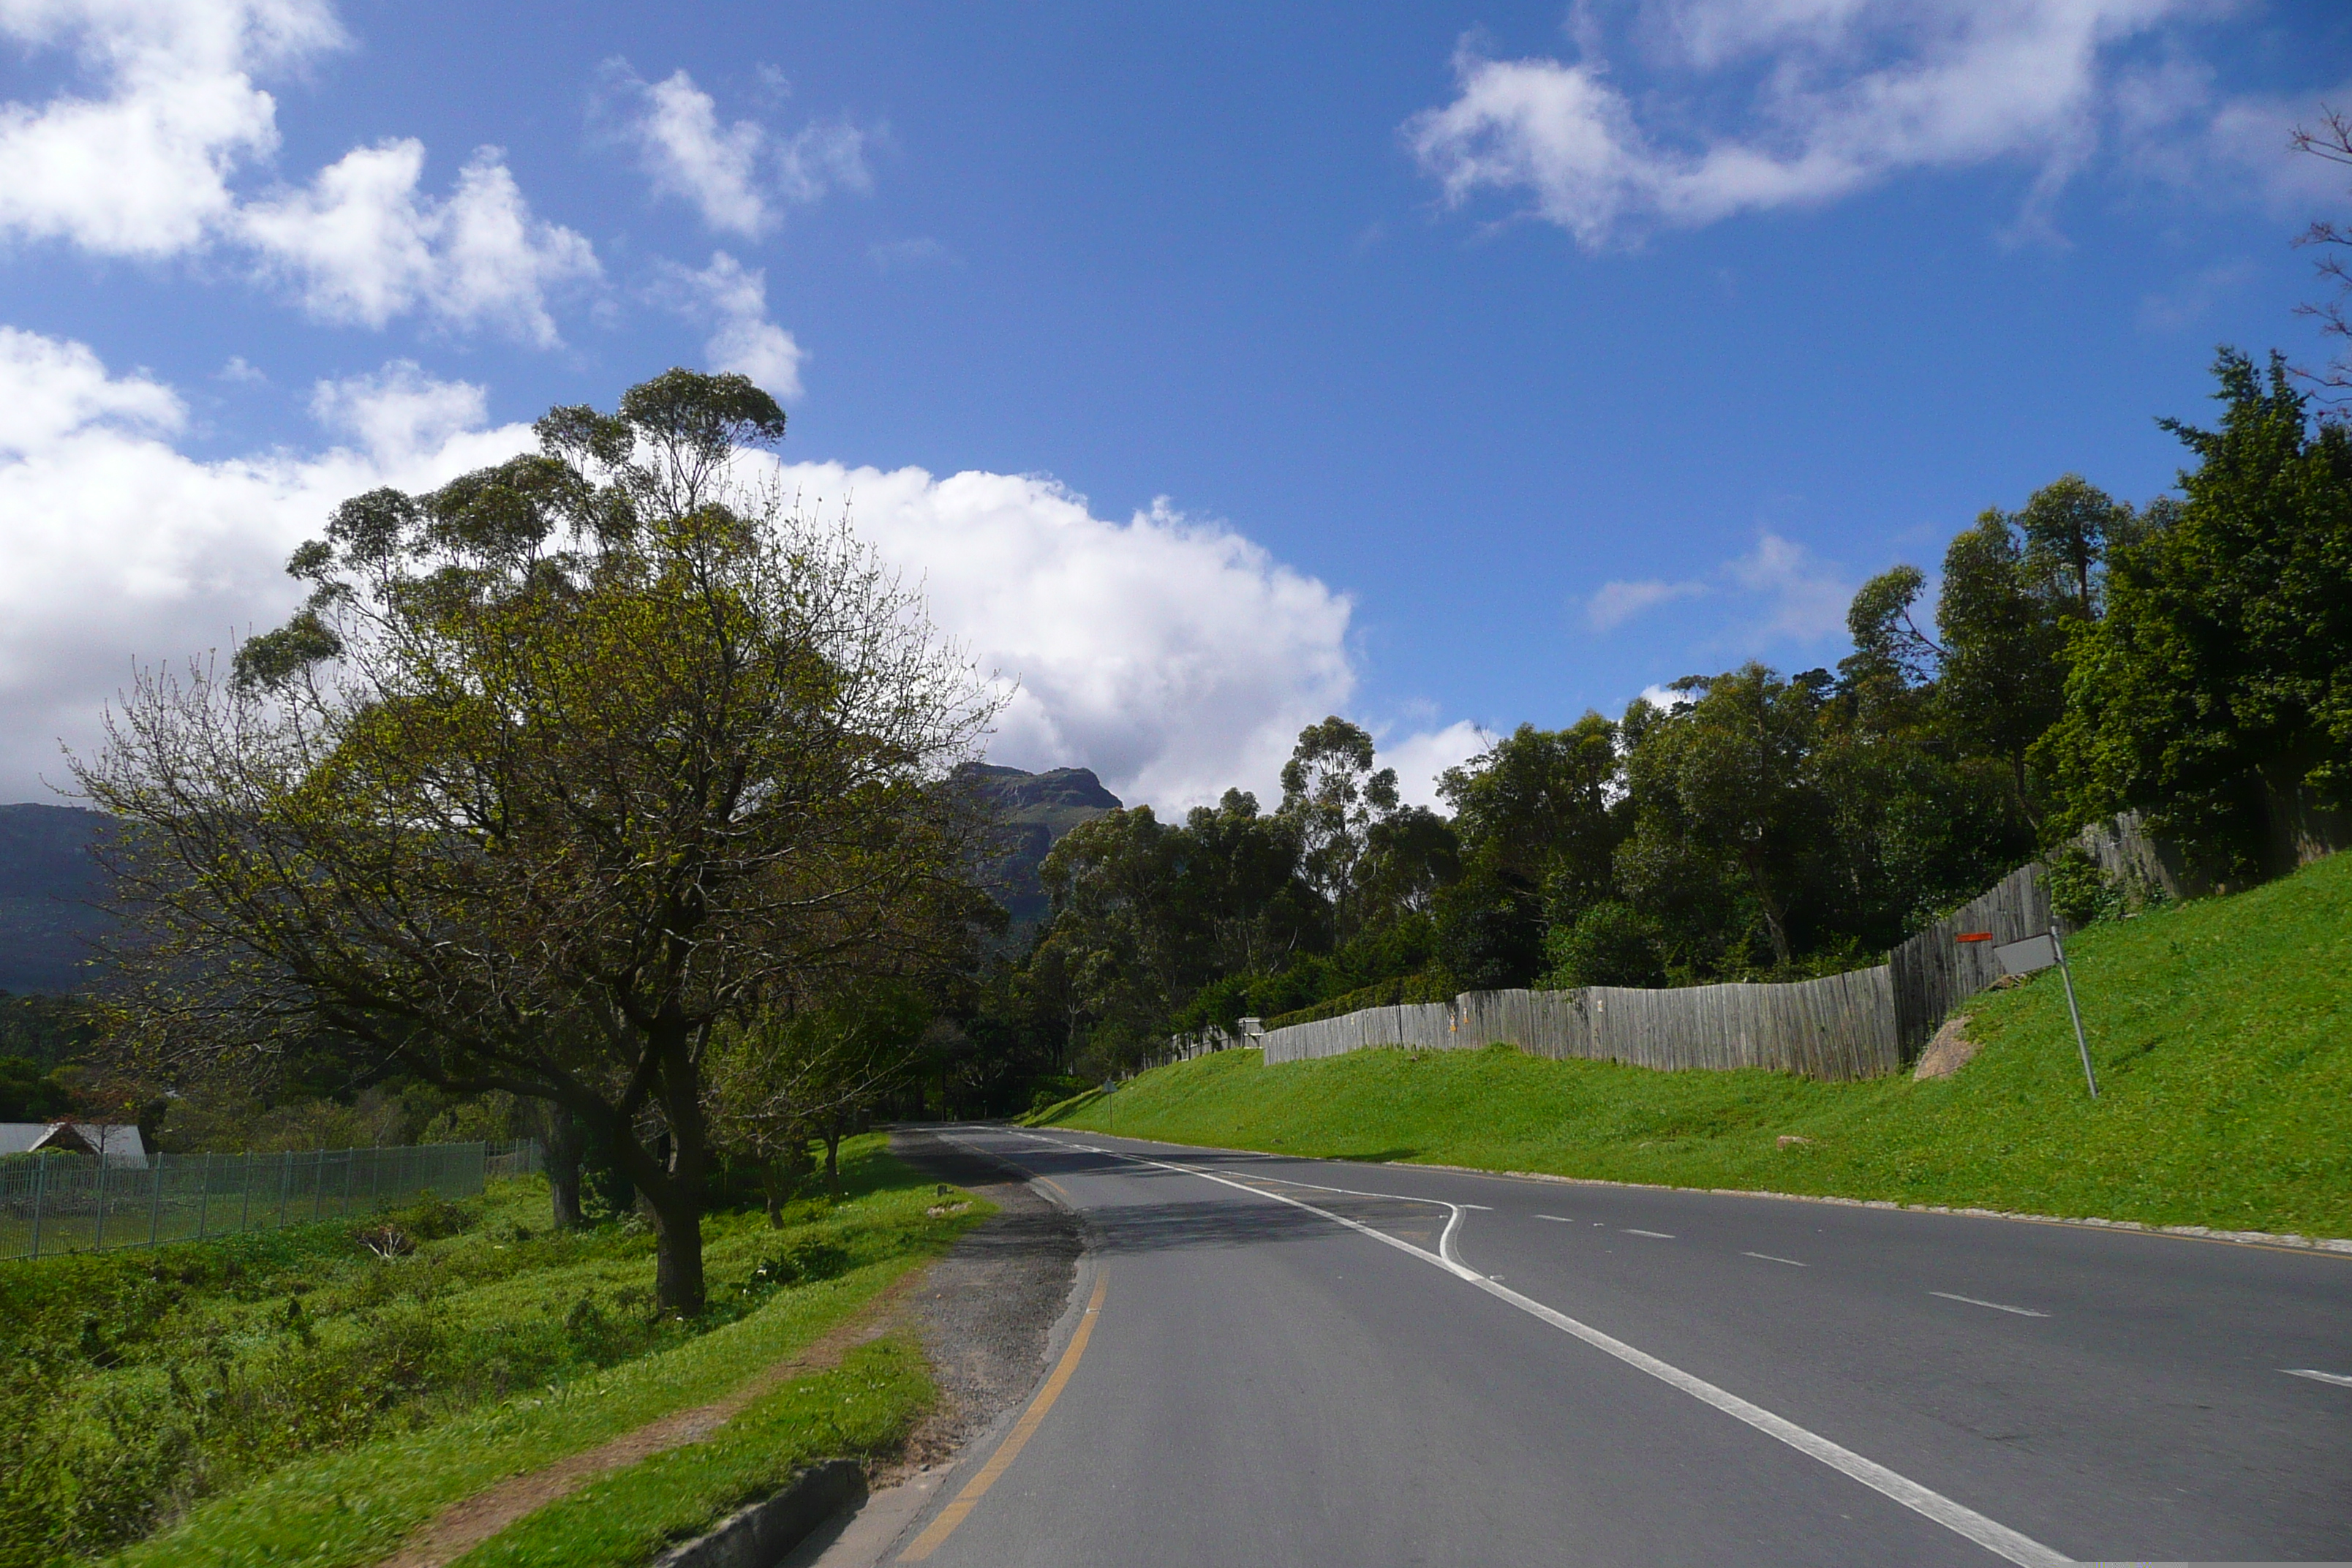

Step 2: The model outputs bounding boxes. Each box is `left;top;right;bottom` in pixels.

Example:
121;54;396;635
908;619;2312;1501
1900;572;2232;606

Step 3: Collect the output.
1039;851;2352;1239
452;1338;929;1568
0;1136;980;1568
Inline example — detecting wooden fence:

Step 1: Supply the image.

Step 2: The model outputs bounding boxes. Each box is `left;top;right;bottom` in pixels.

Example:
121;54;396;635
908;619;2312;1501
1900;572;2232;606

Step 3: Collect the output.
1235;863;2055;1083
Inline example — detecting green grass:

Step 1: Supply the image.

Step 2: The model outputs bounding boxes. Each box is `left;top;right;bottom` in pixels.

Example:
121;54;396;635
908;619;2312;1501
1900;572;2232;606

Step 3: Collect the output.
452;1338;930;1568
1039;851;2352;1239
0;1137;981;1568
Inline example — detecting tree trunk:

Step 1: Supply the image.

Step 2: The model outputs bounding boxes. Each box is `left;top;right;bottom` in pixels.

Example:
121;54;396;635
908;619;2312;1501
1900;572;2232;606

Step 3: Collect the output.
544;1101;586;1230
620;1014;709;1316
822;1115;843;1196
762;1159;788;1228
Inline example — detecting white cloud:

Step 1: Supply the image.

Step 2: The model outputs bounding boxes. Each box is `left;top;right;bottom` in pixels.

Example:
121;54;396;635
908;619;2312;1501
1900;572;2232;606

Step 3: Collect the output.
0;1;595;343
240;142;598;344
0;329;532;802
1404;1;2277;248
1377;720;1490;809
609;64;869;238
1583;532;1851;643
1586;576;1705;631
1722;531;1851;641
657;252;805;398
743;470;1357;810
0;0;342;255
308;360;490;466
0;331;1364;815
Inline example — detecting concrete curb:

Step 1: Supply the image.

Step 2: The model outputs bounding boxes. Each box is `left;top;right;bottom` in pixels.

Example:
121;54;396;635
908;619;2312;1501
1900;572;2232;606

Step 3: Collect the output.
650;1460;865;1568
1395;1160;2352;1255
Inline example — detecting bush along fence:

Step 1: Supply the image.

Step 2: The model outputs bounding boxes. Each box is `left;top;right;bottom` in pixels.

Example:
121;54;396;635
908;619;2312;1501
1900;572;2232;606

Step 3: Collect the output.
0;1138;544;1263
1164;862;2067;1085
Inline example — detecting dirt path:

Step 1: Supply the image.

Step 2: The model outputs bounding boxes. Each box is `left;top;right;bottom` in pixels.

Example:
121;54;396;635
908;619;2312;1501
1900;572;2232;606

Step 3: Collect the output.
372;1267;928;1568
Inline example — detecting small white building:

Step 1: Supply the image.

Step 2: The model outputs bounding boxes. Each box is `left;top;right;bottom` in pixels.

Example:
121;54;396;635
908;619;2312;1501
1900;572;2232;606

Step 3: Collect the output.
0;1121;149;1167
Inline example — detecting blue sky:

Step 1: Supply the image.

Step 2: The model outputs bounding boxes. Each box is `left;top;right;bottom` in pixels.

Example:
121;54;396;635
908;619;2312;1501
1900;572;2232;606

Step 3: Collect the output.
3;1;2348;807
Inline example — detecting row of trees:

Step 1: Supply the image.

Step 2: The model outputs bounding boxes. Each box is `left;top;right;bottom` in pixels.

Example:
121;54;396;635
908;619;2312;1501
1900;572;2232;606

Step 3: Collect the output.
964;350;2352;1085
69;354;2350;1313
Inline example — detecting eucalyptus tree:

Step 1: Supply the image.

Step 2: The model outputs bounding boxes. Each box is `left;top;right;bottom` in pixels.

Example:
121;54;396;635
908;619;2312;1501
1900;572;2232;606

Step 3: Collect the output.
78;371;998;1314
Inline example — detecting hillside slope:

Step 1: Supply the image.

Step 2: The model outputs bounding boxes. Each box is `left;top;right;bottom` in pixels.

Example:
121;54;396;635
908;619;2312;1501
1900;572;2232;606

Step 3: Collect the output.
1040;851;2352;1238
0;801;111;995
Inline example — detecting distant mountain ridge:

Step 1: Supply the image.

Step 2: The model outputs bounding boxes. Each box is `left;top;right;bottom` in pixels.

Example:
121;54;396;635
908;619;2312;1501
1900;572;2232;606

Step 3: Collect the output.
0;771;1120;992
0;802;113;995
965;764;1122;926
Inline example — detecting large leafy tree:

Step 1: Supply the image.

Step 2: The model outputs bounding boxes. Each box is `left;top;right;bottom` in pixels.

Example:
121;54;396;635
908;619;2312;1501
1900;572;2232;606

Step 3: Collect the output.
78;371;996;1313
2038;350;2352;873
1617;666;1828;969
1278;716;1398;938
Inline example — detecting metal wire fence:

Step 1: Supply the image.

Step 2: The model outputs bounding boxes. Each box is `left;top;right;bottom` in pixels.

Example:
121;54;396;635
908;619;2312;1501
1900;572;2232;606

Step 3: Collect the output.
0;1138;544;1262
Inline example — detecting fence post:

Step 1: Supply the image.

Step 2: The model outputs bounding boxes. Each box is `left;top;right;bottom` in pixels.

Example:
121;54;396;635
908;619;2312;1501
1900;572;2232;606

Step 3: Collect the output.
238;1152;252;1235
197;1153;211;1240
312;1149;325;1224
30;1153;45;1259
369;1145;381;1210
277;1150;291;1229
148;1152;165;1250
93;1147;108;1252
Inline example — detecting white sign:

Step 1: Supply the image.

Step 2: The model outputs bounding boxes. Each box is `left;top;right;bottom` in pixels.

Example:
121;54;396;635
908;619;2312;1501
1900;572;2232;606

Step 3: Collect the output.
1995;934;2058;976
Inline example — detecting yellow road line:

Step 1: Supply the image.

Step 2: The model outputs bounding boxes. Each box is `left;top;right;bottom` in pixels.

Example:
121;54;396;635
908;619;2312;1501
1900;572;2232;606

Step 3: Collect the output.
897;1269;1108;1562
1036;1175;1073;1202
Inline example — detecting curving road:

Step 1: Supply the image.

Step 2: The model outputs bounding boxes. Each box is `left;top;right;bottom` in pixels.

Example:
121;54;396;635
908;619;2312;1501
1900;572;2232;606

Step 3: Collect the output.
871;1124;2351;1567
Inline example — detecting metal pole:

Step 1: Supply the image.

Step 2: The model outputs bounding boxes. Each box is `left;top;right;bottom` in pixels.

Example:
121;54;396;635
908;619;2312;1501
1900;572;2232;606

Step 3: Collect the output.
30;1153;45;1259
2050;924;2098;1100
148;1151;165;1249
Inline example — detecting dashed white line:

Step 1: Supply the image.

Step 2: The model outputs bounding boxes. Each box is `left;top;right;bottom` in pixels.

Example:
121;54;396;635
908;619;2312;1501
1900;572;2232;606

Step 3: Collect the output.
1930;1291;2049;1319
1535;1214;1576;1223
1744;1251;1809;1267
2283;1368;2352;1387
1624;1228;1677;1240
1007;1130;2067;1568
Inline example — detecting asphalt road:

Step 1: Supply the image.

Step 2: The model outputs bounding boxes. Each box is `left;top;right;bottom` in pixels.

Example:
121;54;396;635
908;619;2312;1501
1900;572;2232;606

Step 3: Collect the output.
874;1123;2352;1567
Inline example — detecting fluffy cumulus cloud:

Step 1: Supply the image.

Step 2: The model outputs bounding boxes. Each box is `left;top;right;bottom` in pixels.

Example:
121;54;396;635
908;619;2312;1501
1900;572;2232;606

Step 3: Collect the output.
0;0;595;341
607;62;870;238
1405;0;2304;248
746;467;1357;807
1376;719;1490;809
655;252;805;398
0;329;534;801
0;331;1379;812
241;142;598;344
1586;532;1851;644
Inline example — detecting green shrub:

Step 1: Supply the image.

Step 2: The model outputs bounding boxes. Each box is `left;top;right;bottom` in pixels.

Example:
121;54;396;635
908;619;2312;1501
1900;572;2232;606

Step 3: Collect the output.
1263;973;1455;1029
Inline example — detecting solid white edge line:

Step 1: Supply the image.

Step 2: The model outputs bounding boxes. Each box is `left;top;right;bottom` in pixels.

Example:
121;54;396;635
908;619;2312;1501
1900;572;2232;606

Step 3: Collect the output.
2283;1368;2352;1387
1022;1130;2069;1568
1929;1291;2051;1319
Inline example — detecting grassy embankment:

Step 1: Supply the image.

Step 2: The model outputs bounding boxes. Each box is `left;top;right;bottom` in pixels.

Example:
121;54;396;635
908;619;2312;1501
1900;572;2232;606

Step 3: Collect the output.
1;1137;982;1568
1038;851;2352;1239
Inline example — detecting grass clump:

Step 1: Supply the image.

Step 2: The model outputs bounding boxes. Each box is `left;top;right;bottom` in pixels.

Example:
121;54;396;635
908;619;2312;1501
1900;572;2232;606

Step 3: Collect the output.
1040;851;2352;1238
0;1136;979;1567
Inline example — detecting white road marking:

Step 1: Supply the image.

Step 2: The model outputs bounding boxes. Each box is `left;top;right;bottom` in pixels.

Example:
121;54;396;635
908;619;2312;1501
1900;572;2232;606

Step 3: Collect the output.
1745;1251;1809;1267
2283;1368;2352;1387
1930;1291;2049;1319
1536;1214;1576;1223
1007;1130;2068;1568
1624;1228;1677;1239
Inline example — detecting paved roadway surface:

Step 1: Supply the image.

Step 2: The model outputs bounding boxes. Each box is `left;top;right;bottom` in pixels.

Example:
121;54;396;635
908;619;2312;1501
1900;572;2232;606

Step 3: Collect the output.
878;1124;2351;1567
